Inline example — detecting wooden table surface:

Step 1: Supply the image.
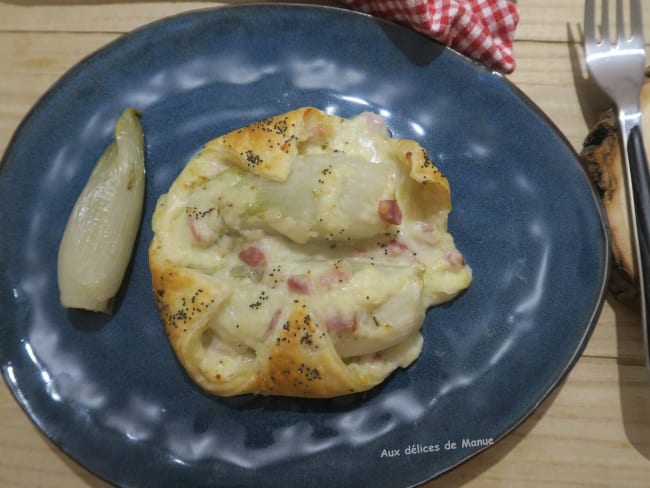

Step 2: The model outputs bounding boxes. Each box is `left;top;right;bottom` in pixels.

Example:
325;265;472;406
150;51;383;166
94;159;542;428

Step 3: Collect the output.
2;1;650;486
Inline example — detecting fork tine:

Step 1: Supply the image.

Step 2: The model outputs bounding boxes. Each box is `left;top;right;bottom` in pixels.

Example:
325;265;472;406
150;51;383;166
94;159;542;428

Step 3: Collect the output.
601;0;611;44
616;0;625;43
630;0;645;44
584;0;596;47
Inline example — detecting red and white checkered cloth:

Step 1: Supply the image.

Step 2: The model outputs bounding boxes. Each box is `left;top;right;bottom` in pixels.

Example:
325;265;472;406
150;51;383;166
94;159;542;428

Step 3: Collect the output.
341;0;520;73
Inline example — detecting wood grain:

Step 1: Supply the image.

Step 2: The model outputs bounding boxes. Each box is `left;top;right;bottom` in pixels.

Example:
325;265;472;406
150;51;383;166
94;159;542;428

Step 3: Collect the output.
431;357;650;487
2;1;650;486
3;0;650;42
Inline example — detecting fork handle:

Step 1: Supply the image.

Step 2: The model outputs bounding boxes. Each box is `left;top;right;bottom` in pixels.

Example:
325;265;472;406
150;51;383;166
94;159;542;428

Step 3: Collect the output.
626;124;650;367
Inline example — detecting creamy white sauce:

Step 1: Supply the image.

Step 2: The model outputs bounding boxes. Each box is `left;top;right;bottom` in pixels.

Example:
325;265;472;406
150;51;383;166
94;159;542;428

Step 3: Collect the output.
155;112;472;381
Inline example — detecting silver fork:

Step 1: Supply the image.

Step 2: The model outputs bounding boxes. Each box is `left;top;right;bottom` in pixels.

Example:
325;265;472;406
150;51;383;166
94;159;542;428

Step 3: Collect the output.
584;0;650;374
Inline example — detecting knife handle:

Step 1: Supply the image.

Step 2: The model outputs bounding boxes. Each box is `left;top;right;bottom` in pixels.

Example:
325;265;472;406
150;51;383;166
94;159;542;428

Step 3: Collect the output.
627;124;650;368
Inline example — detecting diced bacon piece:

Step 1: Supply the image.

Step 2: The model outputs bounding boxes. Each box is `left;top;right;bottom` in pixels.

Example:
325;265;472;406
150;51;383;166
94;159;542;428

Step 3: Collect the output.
238;246;267;268
265;309;282;336
187;208;220;247
309;122;326;136
355;240;410;259
187;215;214;246
445;250;466;268
188;216;203;242
355;247;371;258
361;112;388;134
378;199;402;225
287;275;311;294
326;312;357;333
385;240;409;257
306;121;329;143
319;266;350;289
413;221;442;247
416;221;434;233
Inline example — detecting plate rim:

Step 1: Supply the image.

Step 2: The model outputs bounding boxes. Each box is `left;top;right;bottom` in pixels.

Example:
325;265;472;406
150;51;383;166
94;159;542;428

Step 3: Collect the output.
0;3;612;487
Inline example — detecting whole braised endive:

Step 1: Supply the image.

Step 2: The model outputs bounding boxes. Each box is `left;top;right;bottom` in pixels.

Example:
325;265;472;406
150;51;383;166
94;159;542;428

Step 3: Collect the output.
57;108;145;313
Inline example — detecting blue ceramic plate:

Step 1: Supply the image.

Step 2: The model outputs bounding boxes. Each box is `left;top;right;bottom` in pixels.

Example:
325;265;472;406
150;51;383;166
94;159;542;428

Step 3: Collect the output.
0;5;609;487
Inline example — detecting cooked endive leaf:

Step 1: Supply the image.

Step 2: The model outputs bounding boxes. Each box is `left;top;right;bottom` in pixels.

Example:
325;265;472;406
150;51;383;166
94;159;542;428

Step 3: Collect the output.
57;108;145;313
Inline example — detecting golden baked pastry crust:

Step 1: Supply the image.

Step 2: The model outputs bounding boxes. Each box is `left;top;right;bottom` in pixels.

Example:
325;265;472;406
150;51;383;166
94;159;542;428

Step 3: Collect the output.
204;107;334;182
149;107;470;398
